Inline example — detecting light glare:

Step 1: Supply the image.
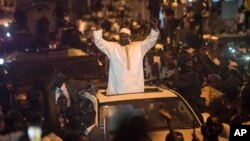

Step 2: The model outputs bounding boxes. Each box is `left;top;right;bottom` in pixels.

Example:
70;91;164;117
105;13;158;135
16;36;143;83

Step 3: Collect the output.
4;23;9;27
0;58;4;65
6;32;11;37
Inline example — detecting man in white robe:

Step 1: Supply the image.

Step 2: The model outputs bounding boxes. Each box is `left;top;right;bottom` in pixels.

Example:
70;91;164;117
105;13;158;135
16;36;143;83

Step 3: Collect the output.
93;19;159;95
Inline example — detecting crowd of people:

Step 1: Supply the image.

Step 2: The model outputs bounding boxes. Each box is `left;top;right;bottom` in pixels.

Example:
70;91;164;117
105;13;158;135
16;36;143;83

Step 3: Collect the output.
1;0;250;141
0;71;103;141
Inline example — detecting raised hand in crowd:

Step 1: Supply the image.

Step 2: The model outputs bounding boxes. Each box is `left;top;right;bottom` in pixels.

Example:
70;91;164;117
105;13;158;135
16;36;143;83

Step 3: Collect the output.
159;108;184;141
150;18;159;31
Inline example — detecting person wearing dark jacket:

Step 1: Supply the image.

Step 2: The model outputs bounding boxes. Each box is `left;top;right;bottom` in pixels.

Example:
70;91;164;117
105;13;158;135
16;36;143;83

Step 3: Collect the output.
165;53;207;117
50;71;88;107
80;95;104;141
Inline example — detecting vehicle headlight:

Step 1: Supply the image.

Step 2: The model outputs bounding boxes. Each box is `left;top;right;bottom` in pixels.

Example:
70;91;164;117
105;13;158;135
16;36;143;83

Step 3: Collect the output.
0;58;4;65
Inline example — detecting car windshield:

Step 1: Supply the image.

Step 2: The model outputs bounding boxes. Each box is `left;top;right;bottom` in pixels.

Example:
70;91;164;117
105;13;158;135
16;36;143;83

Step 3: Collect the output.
99;97;200;132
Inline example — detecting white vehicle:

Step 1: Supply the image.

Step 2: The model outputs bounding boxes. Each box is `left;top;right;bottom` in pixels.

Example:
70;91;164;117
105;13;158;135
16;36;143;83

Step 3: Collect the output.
82;86;228;141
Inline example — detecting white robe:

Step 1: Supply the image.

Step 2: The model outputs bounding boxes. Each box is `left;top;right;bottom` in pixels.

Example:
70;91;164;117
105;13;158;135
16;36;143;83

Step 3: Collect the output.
93;29;159;95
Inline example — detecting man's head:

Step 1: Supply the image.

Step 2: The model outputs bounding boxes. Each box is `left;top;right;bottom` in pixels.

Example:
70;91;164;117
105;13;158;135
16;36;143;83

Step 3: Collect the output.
50;71;66;88
15;94;28;109
201;115;223;139
207;74;221;89
177;53;193;72
166;131;184;141
26;88;44;108
119;28;131;46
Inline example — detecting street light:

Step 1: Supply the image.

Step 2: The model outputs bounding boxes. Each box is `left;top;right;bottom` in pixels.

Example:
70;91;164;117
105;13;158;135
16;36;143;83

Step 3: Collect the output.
0;58;4;65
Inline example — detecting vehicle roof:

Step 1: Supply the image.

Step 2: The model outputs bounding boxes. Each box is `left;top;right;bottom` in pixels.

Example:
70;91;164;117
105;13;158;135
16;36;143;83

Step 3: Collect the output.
96;86;179;104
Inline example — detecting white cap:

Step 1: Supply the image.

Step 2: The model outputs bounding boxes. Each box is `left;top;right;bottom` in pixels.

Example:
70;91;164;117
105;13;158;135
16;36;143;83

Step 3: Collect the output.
119;28;131;35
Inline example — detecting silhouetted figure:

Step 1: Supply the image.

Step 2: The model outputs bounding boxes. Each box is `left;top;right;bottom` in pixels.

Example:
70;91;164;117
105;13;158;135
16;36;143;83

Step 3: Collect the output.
79;95;104;141
50;71;87;107
159;108;185;141
113;116;152;141
166;53;206;114
147;0;161;20
201;115;223;141
166;131;184;141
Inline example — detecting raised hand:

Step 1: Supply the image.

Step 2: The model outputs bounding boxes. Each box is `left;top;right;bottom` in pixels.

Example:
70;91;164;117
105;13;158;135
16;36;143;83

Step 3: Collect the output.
159;108;172;121
150;18;159;31
97;19;105;30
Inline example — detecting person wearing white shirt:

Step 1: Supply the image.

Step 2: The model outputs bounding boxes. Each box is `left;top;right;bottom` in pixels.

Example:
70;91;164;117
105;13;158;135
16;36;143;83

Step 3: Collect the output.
55;83;71;106
93;19;160;95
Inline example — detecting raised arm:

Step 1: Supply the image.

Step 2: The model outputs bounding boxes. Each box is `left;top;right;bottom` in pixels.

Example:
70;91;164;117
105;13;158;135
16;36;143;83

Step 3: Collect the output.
139;18;160;55
159;108;179;141
93;26;114;58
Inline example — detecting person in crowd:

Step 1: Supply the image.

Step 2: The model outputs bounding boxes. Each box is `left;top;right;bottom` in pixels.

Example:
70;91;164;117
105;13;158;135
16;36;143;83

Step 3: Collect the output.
64;105;84;131
212;96;239;125
5;94;30;132
200;74;224;106
125;116;152;141
235;7;245;33
0;110;24;141
35;17;50;49
79;95;104;141
221;76;242;106
7;94;29;118
32;78;87;141
238;77;250;124
52;105;88;141
159;108;185;141
19;80;60;141
160;49;178;80
192;0;210;42
147;0;161;20
25;78;77;141
201;115;223;141
50;71;88;107
165;53;207;114
113;115;152;141
244;0;250;30
165;131;184;141
93;18;159;95
26;81;46;124
57;94;68;128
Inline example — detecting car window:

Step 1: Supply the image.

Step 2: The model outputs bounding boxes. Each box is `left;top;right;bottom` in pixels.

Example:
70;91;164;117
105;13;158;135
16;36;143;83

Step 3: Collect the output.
99;97;200;133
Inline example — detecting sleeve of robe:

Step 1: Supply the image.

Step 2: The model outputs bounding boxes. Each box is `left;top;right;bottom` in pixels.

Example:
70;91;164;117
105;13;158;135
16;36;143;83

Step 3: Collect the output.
137;29;160;56
93;29;113;58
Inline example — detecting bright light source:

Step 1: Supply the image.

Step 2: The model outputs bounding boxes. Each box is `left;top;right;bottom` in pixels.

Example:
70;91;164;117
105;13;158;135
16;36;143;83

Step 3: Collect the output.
4;23;9;27
231;49;235;53
0;58;4;65
246;56;250;61
6;32;11;37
